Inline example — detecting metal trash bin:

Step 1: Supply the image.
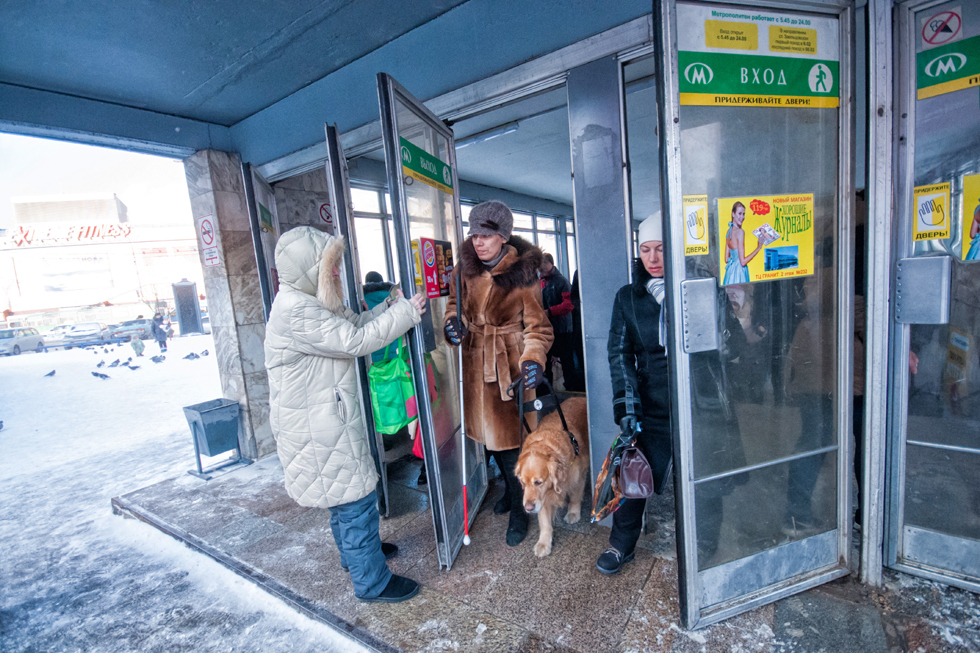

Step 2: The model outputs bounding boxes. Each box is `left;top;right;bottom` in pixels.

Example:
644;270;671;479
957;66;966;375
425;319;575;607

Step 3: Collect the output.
183;398;252;479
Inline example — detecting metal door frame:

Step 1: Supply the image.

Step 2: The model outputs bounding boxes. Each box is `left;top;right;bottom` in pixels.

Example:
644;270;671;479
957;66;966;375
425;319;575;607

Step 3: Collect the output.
323;124;393;517
377;72;487;570
885;0;980;594
655;0;855;628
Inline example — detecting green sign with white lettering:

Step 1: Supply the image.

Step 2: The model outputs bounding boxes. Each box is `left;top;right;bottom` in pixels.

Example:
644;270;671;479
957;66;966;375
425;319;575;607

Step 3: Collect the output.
917;33;980;100
399;137;454;195
679;51;839;107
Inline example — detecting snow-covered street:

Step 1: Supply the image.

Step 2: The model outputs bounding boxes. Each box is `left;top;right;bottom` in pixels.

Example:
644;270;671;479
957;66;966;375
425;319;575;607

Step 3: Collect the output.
0;335;366;652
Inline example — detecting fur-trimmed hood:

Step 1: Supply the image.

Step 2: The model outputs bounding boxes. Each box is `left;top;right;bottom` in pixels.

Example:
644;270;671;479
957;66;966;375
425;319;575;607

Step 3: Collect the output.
459;235;543;291
273;226;345;314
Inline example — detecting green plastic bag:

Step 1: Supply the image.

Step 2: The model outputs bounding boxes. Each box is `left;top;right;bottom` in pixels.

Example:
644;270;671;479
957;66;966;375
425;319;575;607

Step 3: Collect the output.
368;337;418;435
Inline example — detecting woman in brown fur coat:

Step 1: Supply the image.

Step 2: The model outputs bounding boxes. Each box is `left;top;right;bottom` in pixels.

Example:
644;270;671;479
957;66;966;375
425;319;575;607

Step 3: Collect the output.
444;201;554;546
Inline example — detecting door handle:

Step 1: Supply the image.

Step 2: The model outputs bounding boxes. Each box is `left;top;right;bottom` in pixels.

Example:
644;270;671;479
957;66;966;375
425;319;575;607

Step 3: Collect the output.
681;277;719;353
895;256;951;324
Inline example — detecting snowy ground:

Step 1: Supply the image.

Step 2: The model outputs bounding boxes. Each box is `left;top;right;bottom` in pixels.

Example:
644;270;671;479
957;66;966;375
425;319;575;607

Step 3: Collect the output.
0;336;367;652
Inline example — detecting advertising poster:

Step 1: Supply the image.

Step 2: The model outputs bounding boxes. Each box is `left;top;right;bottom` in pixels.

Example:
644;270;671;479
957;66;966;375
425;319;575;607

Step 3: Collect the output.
683;195;710;255
677;5;839;108
912;182;950;242
962;173;980;261
418;238;454;298
412;240;424;290
716;193;814;285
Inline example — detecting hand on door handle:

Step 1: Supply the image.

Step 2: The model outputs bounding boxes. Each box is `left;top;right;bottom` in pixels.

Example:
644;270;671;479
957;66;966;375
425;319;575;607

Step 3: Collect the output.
408;293;427;315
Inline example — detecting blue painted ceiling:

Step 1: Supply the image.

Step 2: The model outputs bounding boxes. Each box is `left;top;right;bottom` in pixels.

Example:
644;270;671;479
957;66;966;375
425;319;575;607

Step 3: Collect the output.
0;0;467;126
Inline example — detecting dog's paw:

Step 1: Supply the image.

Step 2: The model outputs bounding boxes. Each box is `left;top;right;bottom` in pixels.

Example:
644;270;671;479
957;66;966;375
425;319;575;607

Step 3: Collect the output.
564;508;581;524
534;540;552;557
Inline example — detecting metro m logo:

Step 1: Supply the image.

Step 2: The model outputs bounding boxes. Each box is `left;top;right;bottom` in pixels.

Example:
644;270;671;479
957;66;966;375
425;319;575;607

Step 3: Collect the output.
684;62;714;85
925;52;967;77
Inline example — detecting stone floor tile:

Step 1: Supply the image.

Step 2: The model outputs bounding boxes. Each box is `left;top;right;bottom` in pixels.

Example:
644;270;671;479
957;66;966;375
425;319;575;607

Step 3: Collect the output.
208;511;287;555
385;510;439;577
772;591;888;652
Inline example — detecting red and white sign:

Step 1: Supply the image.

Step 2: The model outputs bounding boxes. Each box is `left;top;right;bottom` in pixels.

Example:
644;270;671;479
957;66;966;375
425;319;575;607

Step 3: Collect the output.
922;8;961;48
6;223;131;248
202;247;221;267
319;202;333;227
196;214;222;267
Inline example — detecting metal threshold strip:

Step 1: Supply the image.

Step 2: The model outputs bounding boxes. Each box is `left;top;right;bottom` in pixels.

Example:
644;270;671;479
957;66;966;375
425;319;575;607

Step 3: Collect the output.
693;445;839;485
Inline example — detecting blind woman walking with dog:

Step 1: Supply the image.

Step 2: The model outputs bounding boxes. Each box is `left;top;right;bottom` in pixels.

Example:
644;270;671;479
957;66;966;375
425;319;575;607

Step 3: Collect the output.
444;200;554;547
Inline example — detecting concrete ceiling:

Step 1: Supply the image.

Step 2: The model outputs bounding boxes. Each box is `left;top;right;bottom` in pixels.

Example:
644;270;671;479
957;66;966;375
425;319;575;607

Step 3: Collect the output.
0;0;466;126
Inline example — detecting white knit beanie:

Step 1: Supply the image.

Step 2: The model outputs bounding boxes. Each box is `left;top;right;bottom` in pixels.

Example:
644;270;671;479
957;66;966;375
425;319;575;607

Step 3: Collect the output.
637;212;663;245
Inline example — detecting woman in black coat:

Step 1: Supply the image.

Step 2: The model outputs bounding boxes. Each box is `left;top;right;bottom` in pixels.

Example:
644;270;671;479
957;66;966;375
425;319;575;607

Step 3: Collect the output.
151;314;169;353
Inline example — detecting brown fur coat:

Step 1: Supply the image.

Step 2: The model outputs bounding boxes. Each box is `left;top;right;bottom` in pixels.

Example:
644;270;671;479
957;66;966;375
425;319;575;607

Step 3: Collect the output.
445;236;554;451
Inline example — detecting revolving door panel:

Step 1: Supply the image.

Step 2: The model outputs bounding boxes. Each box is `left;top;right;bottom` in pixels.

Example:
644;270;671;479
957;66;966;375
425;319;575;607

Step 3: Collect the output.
377;73;488;570
886;0;980;592
657;0;854;628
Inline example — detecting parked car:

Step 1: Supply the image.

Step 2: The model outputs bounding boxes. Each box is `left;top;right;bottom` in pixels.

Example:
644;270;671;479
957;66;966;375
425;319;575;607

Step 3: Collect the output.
63;322;111;348
44;324;74;343
0;327;45;355
111;319;153;340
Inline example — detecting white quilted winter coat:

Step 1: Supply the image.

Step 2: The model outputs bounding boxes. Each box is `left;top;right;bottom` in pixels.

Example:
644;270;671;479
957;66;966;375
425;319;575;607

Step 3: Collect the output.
265;227;420;508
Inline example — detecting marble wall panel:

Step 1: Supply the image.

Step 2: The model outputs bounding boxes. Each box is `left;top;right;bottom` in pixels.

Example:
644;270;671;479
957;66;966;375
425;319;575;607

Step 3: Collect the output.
213;190;251;232
204;276;235;330
235;322;267;375
183;151;213;200
206;150;244;194
228;273;265;327
212;325;243;381
220;230;261;278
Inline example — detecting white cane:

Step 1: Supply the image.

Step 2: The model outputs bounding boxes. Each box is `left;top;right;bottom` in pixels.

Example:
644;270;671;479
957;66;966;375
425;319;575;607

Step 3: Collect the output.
455;268;471;546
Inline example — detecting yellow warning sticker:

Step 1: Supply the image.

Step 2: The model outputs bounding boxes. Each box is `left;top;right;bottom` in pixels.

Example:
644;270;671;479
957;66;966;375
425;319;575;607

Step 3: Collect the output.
680;93;839;108
683;195;710;256
705;20;758;51
769;26;817;55
912;182;951;242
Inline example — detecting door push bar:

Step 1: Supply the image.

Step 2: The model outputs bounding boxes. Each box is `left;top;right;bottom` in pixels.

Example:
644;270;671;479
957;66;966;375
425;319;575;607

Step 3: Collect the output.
895;256;951;325
680;277;720;354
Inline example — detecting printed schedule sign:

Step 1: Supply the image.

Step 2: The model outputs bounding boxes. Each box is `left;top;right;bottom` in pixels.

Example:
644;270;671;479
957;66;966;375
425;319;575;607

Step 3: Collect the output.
912;182;951;241
962;174;980;260
717;193;814;285
677;5;839;108
683;195;710;255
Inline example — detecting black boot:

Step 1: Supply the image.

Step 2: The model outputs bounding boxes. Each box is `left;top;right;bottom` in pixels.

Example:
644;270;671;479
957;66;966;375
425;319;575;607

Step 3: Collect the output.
491;450;510;514
496;449;528;546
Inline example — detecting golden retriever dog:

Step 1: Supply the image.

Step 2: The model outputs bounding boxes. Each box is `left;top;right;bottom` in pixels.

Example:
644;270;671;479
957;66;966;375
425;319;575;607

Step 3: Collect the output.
514;397;590;557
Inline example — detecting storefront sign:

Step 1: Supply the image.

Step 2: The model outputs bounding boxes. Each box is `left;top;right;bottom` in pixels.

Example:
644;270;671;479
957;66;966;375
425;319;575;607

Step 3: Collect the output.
400;137;454;195
912;182;951;241
961;173;980;260
417;238;453;298
916;33;980;99
678;5;839;108
716;193;814;285
682;195;710;255
6;222;132;248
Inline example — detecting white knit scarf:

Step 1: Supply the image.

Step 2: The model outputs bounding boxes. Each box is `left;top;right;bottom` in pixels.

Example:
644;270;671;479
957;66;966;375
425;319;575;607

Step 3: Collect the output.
645;277;667;350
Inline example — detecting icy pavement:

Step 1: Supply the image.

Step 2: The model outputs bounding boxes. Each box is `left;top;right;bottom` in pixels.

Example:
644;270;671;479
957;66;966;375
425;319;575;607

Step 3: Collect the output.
0;336;367;653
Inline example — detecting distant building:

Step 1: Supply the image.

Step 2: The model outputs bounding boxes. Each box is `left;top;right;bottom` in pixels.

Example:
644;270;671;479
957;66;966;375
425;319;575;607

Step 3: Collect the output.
0;194;204;328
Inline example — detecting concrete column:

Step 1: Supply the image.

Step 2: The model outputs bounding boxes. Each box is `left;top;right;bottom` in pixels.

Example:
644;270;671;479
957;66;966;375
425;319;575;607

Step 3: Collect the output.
183;150;272;460
272;169;335;235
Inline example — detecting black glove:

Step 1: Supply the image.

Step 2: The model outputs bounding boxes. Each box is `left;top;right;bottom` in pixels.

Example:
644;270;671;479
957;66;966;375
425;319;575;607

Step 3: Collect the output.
444;316;464;346
619;415;638;436
520;360;543;391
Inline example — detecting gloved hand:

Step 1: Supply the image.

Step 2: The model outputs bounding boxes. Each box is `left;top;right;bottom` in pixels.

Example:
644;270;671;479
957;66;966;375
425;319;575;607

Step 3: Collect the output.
520;360;543;391
619;415;638;436
444;316;464;346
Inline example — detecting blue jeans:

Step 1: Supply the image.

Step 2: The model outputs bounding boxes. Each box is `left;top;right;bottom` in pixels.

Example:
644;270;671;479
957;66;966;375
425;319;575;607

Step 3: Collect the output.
328;490;391;598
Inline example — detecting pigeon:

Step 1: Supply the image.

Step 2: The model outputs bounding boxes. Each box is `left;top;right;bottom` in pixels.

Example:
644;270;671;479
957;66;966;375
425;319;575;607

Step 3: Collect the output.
151;355;166;363
183;352;200;360
44;370;56;377
91;372;110;380
104;348;109;354
108;359;120;368
97;360;105;368
201;350;209;356
128;365;140;371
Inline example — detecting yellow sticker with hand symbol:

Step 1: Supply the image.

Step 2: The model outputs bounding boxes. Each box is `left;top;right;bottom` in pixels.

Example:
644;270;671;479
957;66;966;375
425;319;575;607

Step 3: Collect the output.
683;195;710;256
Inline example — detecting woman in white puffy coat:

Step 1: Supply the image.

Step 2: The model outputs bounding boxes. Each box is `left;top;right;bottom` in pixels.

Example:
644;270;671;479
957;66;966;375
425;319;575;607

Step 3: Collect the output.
265;226;425;603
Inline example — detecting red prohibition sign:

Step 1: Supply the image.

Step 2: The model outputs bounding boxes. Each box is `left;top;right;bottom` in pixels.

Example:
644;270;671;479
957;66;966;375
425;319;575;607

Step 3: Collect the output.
319;202;332;223
922;10;961;46
200;218;214;246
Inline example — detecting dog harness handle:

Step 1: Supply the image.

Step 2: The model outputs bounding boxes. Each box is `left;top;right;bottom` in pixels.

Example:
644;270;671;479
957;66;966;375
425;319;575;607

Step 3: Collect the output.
507;378;578;456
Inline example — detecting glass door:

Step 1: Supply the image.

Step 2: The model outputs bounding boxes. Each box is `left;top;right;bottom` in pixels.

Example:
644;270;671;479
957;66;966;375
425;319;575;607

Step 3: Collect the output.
656;0;854;628
886;0;980;593
377;73;488;570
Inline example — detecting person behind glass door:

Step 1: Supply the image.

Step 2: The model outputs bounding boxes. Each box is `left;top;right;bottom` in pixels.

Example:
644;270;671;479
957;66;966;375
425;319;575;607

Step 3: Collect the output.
724;201;763;285
444;200;554;547
599;213;673;574
539;253;575;388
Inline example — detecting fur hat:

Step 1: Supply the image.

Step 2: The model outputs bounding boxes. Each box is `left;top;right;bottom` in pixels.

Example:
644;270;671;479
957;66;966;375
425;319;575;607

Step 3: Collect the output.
638;212;663;245
364;271;384;283
467;201;513;240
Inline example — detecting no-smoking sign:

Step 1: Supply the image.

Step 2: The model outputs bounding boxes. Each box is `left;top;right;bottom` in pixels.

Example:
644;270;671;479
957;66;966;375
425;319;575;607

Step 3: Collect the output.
196;214;222;267
199;216;215;246
922;8;961;48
